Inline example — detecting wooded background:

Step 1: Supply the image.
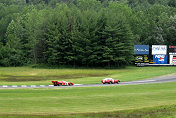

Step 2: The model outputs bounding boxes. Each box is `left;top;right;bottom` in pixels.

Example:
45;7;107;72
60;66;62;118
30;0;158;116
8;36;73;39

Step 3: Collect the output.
0;0;176;67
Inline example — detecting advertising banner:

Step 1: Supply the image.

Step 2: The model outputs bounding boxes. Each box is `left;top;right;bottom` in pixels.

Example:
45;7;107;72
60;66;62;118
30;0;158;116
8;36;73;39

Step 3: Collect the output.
135;55;149;63
169;55;176;64
152;45;167;55
153;55;168;64
143;55;149;63
169;46;176;54
134;45;149;55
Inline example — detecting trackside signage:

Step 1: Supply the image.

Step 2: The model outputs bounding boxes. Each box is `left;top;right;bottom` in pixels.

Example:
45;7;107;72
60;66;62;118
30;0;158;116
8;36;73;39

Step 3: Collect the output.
169;46;176;54
152;45;167;55
135;55;149;63
134;45;149;54
135;55;143;63
153;55;168;64
169;55;176;64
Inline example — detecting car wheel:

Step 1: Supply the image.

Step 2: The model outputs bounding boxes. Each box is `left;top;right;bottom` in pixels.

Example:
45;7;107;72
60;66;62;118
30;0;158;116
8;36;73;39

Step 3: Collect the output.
103;83;105;84
69;83;73;86
59;83;62;86
54;85;57;86
117;81;119;84
108;82;111;84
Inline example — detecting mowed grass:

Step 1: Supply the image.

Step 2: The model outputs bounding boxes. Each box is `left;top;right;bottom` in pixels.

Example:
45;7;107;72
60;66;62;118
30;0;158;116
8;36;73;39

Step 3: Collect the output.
0;66;176;85
0;82;176;117
1;105;176;118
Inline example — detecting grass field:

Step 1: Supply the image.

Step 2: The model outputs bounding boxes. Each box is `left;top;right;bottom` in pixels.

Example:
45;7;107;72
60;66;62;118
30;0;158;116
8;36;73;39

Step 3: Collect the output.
1;66;176;118
0;66;176;85
1;105;176;118
0;82;176;118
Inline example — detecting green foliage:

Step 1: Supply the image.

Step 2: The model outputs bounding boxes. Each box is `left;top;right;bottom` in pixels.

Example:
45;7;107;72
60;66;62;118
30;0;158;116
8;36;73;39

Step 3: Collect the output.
0;0;176;67
164;16;176;45
168;0;176;7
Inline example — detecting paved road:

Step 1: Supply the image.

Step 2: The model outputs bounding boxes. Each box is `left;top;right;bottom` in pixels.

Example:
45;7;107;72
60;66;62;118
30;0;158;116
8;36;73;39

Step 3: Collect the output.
0;74;176;89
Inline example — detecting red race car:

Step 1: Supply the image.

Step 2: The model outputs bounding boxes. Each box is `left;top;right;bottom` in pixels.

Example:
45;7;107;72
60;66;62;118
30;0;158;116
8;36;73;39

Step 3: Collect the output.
101;78;120;84
52;81;74;86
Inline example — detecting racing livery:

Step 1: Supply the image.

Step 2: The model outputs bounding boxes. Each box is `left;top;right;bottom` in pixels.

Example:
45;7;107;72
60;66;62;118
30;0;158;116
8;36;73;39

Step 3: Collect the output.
52;81;74;86
101;78;120;84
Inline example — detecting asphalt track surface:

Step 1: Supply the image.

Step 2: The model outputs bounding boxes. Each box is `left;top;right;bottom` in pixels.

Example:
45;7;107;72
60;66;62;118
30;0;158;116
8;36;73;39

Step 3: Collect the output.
1;74;176;89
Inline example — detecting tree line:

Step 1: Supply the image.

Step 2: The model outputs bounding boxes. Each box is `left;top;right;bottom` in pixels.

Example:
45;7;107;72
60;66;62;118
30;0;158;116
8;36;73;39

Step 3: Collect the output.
0;0;176;67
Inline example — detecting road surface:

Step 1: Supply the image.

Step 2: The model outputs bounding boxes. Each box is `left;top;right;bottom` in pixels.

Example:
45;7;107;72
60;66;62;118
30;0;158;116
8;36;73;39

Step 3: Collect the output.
0;74;176;88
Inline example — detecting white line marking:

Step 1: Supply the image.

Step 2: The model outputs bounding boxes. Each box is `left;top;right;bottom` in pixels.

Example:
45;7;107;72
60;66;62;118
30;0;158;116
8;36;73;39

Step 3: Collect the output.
135;80;156;82
31;85;36;87
12;85;17;87
145;80;156;82
40;85;45;87
74;84;82;85
135;81;147;82
49;85;54;87
2;85;8;88
21;85;27;87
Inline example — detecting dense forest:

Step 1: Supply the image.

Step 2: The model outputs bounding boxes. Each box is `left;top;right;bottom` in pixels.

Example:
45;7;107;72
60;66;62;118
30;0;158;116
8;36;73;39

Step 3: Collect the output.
0;0;176;67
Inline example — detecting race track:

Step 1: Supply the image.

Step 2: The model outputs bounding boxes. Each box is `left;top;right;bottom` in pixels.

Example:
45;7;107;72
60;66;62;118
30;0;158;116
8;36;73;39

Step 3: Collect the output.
1;74;176;88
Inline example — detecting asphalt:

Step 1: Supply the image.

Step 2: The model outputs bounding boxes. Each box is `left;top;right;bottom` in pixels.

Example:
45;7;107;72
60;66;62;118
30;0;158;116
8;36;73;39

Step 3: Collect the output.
1;74;176;89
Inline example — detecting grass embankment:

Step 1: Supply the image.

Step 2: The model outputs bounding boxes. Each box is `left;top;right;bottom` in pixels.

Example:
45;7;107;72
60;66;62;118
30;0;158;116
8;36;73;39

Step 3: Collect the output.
0;66;176;85
0;82;176;117
1;105;176;118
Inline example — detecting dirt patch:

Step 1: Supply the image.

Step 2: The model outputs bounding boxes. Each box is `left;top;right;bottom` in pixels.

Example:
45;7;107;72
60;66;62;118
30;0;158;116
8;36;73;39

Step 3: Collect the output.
0;74;109;82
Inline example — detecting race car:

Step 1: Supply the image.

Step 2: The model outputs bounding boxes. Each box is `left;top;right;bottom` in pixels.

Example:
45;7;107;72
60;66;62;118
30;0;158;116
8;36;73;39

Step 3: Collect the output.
52;81;74;86
101;78;120;84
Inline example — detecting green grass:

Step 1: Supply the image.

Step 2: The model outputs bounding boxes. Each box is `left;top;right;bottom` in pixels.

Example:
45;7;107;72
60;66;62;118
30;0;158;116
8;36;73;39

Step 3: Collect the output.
0;82;176;117
1;105;176;118
1;66;176;118
0;66;176;85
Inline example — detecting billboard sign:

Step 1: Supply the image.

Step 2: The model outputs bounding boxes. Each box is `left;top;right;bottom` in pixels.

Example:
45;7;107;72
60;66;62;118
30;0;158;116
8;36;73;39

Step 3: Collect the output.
153;55;168;64
169;46;176;54
169;55;176;64
135;55;149;63
152;45;167;55
134;45;149;55
135;55;143;63
143;55;149;63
